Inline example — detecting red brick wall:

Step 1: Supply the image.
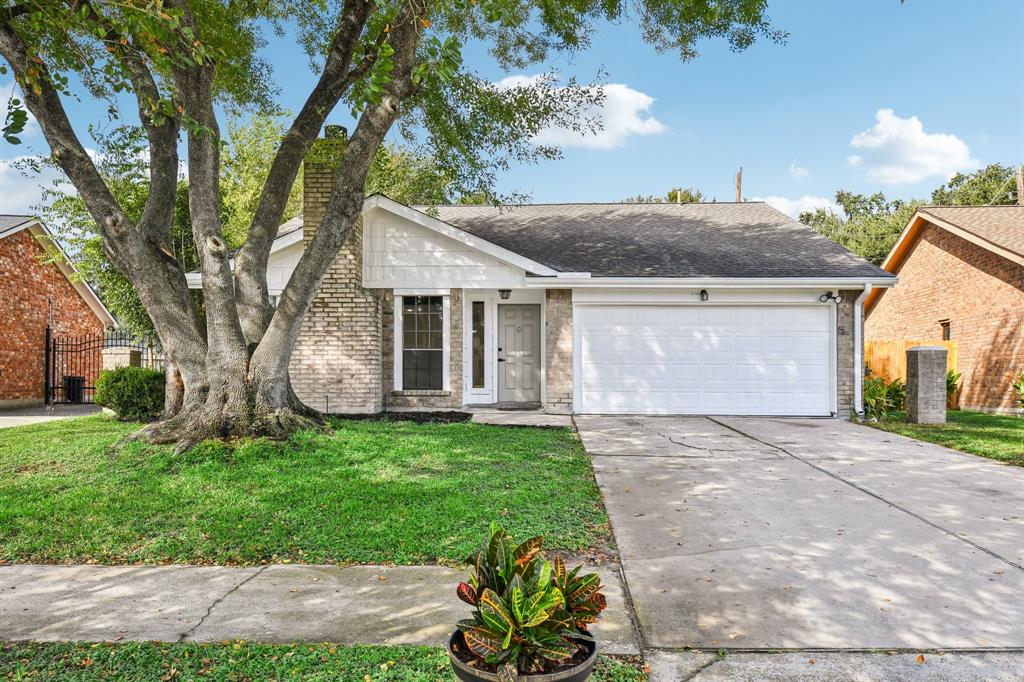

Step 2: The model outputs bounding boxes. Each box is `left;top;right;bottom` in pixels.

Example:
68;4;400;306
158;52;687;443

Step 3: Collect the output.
0;229;106;406
865;223;1024;412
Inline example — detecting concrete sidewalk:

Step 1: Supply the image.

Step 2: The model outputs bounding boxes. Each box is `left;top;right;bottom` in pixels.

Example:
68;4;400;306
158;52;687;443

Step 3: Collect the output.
0;404;101;428
0;563;638;654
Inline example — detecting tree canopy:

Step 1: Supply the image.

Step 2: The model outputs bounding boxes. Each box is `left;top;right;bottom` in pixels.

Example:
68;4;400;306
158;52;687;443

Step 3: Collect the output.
622;187;706;203
1;0;785;450
800;163;1022;265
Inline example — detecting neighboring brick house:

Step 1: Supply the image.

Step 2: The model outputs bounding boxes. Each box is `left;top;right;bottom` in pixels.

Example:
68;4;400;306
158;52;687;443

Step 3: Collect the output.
865;206;1024;413
0;216;116;408
188;135;894;417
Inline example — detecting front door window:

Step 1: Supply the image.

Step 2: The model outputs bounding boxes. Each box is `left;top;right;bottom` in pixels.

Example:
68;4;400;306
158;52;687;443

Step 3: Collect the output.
471;301;485;389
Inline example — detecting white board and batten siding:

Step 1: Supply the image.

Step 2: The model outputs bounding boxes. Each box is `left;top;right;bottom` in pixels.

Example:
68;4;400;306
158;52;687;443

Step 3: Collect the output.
362;209;526;289
574;294;835;416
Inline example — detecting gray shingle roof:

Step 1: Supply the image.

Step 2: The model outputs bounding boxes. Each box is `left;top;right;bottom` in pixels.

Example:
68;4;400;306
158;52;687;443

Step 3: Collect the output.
0;214;34;236
422;202;892;279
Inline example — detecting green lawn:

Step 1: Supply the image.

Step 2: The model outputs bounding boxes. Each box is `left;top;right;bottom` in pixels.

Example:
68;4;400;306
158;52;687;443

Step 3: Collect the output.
868;410;1024;466
0;642;646;681
0;416;610;565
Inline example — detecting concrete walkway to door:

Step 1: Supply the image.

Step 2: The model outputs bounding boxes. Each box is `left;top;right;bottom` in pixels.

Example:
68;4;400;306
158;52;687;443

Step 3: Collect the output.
577;415;1024;678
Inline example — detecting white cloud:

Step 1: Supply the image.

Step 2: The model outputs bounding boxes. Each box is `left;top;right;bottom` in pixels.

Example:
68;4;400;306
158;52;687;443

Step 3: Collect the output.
752;195;839;219
0;156;47;213
495;75;667;150
847;109;979;184
788;160;808;178
0;154;76;214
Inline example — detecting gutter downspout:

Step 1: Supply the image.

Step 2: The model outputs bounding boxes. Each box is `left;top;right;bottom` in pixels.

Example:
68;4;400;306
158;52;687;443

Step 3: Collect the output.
852;283;873;418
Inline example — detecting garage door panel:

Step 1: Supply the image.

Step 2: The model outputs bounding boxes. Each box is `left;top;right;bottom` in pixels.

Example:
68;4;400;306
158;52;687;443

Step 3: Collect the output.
577;304;832;416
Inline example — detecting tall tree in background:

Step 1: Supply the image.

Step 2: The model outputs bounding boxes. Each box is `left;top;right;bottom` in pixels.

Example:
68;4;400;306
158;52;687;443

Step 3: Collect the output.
1;0;783;450
622;187;705;203
801;163;1022;265
931;163;1020;206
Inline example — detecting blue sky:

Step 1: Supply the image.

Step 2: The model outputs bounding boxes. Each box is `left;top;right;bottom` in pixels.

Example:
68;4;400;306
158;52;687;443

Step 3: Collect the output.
2;0;1022;216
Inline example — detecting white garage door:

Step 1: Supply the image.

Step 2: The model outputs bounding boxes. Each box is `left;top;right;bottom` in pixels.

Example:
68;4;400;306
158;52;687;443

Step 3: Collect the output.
576;305;833;416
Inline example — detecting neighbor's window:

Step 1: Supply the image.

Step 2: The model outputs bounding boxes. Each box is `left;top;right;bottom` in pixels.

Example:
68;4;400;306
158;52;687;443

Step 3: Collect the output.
472;301;485;389
940;319;951;341
402;296;443;390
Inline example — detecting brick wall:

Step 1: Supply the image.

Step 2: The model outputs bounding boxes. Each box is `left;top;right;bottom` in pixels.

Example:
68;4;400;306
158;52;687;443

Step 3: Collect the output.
288;152;385;413
382;288;464;410
0;229;105;407
836;289;860;417
544;289;573;414
866;223;1024;412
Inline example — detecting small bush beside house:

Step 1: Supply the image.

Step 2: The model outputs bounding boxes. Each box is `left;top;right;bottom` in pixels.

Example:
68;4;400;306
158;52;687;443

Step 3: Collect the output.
94;367;165;420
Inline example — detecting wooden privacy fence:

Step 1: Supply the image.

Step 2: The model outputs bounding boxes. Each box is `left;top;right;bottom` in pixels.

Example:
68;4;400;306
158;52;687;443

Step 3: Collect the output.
864;339;958;381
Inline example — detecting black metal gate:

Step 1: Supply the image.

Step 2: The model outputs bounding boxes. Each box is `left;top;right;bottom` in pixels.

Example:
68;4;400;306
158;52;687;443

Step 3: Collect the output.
44;328;163;404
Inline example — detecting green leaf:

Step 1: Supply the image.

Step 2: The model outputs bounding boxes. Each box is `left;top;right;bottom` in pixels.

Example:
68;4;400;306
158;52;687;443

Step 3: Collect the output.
497;661;518;682
569;573;601;602
511;536;543;566
464;627;503;659
479;588;514;637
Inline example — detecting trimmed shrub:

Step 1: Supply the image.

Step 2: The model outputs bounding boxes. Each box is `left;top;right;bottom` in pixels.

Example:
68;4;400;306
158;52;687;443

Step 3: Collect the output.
94;366;166;421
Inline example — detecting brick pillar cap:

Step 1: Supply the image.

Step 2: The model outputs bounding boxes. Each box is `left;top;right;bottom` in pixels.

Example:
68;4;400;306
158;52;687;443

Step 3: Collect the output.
908;346;948;353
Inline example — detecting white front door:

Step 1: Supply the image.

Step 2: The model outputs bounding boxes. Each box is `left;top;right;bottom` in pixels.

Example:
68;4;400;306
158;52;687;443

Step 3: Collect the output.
576;305;833;416
498;304;541;403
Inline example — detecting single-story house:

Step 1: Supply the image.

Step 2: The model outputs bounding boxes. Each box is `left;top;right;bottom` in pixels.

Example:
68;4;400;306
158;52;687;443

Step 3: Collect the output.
0;215;116;408
865;205;1024;413
188;155;895;417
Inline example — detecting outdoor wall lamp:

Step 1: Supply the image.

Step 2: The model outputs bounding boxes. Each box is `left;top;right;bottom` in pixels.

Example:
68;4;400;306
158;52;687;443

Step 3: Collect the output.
699;289;709;302
498;289;511;300
819;291;844;304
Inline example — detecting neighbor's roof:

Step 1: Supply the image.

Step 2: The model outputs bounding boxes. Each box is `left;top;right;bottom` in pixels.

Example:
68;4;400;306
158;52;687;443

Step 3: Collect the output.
0;214;36;237
420;202;892;279
0;214;117;327
916;205;1024;260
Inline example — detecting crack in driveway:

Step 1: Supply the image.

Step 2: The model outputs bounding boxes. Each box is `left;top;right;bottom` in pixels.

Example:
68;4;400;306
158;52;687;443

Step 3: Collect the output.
706;417;1024;572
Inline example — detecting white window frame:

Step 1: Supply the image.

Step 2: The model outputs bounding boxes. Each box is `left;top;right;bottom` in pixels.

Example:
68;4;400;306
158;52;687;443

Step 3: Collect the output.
393;289;450;392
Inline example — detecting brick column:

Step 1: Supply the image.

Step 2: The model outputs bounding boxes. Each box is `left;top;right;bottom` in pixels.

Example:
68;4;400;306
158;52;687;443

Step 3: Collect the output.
907;346;947;424
544;289;573;414
102;348;141;371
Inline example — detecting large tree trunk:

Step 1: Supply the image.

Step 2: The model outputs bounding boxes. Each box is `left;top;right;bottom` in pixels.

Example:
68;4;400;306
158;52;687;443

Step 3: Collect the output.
2;1;422;452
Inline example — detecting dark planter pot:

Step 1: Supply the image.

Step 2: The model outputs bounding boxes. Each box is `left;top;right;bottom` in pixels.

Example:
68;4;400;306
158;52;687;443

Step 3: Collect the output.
447;631;597;682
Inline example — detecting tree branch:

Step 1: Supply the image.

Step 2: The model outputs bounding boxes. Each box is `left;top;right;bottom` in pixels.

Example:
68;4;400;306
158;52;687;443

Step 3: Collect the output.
0;16;208;397
70;0;182;242
249;1;425;399
231;0;377;345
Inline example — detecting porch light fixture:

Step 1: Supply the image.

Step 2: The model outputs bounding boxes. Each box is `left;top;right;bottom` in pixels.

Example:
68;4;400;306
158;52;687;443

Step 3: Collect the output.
498;289;512;300
819;292;844;304
699;289;709;302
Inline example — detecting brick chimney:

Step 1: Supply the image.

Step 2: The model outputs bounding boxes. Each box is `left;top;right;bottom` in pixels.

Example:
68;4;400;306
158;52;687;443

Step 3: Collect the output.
302;124;347;243
288;124;384;414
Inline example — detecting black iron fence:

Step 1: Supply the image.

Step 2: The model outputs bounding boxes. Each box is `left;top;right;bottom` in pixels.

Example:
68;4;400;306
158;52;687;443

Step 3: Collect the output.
44;328;165;404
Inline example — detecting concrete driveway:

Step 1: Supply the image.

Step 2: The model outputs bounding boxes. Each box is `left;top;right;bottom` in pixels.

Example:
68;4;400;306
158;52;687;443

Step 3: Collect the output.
577;416;1024;652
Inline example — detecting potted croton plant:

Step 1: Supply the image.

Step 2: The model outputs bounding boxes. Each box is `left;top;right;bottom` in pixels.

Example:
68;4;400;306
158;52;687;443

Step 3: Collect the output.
448;523;607;682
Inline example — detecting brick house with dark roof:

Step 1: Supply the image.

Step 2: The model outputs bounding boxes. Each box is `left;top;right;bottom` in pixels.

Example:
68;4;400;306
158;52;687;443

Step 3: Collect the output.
865;206;1024;413
0;216;116;408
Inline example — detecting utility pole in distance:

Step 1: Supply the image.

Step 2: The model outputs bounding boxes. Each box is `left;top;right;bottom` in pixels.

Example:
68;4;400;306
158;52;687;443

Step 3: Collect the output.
735;167;743;202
